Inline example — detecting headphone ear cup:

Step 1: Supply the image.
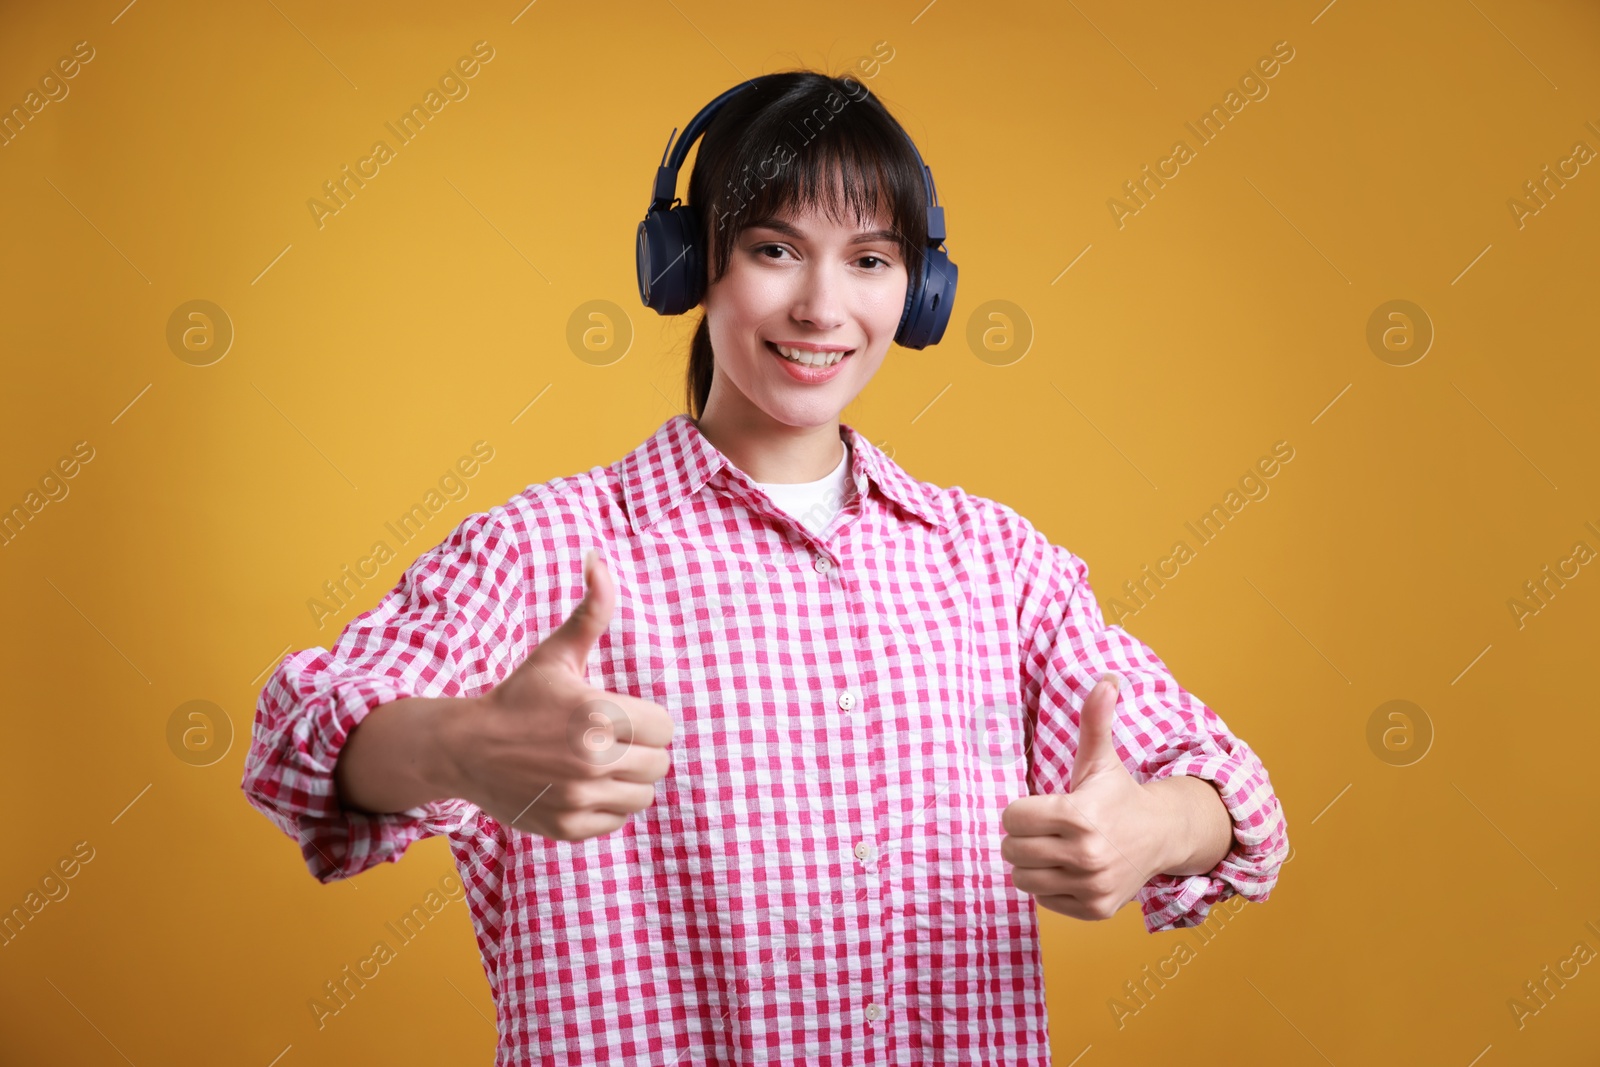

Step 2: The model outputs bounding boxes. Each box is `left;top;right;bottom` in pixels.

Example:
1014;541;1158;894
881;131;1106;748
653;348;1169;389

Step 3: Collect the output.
637;203;705;316
670;203;705;311
894;259;921;347
895;248;957;349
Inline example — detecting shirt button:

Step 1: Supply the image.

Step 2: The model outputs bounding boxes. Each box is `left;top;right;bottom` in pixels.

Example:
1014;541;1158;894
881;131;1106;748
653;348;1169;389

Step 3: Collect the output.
865;1003;881;1021
838;690;856;712
854;841;873;862
814;554;832;573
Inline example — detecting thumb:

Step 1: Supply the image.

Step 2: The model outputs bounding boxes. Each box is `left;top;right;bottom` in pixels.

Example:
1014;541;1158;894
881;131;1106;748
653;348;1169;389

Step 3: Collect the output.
1069;672;1124;790
533;548;615;678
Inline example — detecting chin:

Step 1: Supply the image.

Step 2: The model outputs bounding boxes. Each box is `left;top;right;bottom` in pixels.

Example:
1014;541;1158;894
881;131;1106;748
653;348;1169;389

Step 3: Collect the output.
760;402;846;430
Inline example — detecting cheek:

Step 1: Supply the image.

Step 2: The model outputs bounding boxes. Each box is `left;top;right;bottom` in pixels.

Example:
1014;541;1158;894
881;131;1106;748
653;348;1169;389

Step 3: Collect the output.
712;268;783;328
852;348;890;381
871;272;910;329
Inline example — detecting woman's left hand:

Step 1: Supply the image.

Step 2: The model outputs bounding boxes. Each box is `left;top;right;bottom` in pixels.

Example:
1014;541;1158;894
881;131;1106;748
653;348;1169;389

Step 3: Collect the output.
1000;673;1178;921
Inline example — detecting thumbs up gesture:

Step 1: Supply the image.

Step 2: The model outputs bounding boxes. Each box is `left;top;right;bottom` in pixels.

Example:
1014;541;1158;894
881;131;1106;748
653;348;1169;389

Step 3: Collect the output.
999;672;1172;921
442;549;676;842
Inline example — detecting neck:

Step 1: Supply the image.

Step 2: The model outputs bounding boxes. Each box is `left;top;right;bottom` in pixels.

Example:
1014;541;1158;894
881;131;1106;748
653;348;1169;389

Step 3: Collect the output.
693;407;845;484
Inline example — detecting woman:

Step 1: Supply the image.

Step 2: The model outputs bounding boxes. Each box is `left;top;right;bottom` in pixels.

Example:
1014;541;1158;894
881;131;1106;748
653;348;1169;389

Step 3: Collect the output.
242;70;1289;1065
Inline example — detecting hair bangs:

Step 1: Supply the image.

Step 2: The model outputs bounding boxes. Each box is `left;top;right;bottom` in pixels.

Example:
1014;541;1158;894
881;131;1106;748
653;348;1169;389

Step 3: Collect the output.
688;74;929;288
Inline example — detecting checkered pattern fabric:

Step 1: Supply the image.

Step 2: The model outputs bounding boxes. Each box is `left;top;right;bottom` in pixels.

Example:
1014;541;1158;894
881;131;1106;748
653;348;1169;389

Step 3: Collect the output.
241;413;1289;1065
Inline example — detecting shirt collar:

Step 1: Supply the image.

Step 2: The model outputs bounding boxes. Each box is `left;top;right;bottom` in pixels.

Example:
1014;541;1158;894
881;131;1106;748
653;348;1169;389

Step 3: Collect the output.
619;414;950;536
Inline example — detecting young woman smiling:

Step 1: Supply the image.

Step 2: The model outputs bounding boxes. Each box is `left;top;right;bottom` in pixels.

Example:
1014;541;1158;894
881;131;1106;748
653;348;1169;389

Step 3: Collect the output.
242;70;1290;1065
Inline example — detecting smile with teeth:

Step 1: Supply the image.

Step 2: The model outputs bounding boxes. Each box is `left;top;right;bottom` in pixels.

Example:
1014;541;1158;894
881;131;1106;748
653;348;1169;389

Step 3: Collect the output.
769;341;851;367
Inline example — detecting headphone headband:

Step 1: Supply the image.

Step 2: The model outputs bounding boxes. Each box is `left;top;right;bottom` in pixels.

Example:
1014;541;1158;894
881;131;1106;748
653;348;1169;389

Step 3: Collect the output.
635;75;957;349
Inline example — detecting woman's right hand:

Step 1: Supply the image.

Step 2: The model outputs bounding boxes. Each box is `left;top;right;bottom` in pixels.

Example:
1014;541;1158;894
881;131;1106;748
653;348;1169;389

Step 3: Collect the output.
440;549;677;842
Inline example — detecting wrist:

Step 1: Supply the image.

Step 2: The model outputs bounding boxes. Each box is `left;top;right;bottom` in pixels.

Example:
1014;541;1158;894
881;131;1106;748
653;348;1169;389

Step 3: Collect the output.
1144;774;1233;877
334;694;475;816
425;696;480;802
1141;776;1190;876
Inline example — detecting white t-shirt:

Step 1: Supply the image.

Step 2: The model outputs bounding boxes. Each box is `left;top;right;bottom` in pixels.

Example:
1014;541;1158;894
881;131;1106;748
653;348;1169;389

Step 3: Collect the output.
751;439;854;538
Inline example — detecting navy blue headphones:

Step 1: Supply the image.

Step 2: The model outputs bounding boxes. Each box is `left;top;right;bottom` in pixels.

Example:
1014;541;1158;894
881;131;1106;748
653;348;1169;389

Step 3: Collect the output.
635;76;957;349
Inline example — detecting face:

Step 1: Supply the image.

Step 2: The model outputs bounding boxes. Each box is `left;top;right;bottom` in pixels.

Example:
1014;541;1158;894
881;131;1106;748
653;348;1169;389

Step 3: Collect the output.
700;195;909;431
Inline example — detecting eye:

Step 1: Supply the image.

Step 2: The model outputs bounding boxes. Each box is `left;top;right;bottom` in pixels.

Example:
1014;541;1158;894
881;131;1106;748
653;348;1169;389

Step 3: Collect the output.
751;243;894;270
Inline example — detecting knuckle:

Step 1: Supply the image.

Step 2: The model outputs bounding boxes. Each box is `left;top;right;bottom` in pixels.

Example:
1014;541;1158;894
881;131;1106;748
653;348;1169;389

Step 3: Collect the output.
552;780;592;810
574;751;614;778
580;780;617;810
568;731;623;768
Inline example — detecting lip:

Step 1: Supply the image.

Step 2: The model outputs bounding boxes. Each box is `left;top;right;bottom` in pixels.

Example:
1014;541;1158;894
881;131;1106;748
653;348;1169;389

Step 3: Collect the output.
768;339;854;353
766;340;853;384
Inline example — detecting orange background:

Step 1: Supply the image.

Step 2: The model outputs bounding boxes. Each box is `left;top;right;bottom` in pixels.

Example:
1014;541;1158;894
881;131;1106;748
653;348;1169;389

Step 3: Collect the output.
2;1;1598;1063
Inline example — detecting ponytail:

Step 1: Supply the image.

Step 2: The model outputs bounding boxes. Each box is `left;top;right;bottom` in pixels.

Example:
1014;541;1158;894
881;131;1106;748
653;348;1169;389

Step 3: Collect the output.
687;311;714;421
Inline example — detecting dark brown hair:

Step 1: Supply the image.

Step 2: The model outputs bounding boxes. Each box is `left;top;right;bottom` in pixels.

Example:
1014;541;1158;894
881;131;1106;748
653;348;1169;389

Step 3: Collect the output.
682;71;930;420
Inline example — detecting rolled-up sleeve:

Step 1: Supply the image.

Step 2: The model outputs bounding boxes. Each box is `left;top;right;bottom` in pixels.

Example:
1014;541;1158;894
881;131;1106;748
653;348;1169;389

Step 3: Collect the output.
240;505;529;883
1006;508;1289;933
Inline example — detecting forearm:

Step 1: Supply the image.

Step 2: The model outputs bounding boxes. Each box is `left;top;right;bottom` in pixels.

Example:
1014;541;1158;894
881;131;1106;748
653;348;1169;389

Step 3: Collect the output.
1144;774;1233;877
333;696;467;815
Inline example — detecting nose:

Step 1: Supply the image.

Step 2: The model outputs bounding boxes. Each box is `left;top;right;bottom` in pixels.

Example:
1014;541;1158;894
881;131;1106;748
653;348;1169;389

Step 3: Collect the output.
789;259;847;333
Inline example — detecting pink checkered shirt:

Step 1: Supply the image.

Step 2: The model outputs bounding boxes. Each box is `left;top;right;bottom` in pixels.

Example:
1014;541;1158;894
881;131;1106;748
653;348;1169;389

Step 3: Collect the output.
242;413;1289;1065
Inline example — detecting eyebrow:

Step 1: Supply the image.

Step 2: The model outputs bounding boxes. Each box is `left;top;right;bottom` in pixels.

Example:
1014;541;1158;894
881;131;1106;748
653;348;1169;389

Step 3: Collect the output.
747;217;900;246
